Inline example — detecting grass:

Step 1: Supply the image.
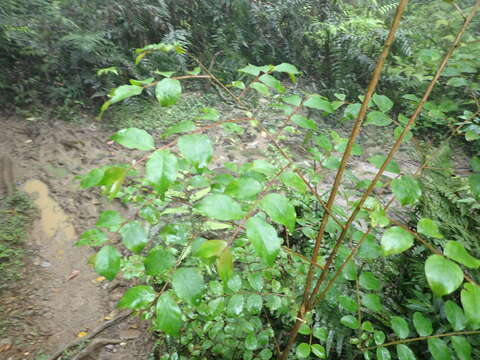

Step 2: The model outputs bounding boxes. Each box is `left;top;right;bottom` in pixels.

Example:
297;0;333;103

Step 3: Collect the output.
0;192;35;290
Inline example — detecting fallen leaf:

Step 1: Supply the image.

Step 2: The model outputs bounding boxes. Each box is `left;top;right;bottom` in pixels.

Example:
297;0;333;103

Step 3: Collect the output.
66;270;80;281
0;344;12;352
77;331;88;338
95;276;106;282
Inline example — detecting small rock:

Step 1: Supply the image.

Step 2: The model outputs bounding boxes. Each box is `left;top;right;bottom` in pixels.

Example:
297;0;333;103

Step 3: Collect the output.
105;344;115;352
40;261;52;268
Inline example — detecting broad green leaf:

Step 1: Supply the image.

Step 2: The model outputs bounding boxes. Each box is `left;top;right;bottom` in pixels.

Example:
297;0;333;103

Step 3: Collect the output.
311;344;326;358
366;111;392;126
338;295;358;313
280;172;307;194
110;85;143;104
282;94;302;106
381;226;414;256
394;126;413;143
96;210;125;232
259;74;284;92
111;128;154;151
299;323;311;335
313;327;328;341
359;272;381;290
155;293;182;336
376;347;391;360
172;268;205;305
225;177;263;200
119;221;148;254
362;321;375;332
76;229;108;247
358;234;382;259
227;275;242;292
373;94;393;112
217;248;234;283
444;241;480;269
178;134;213;168
413;312;433;336
344;103;361;120
296;343;311;358
260;193;296;233
144;248;175;276
451;336;472;360
428;338;452;360
239;64;263;76
250;82;270;96
99;166;127;199
313;134;333;151
274;63;300;75
252;159;276;176
162;120;196;138
292;114;317;130
304;95;334;114
391;176;422;206
246;294;263;313
118;285;156;310
374;331;385;345
396;344;416;360
196;240;227;263
95;245;121;280
469;174;480;197
417;218;443;239
246;216;282;265
471;156;480;172
445;300;467;330
80;168;105;188
391;316;409;339
129;77;154;86
368;155;401;174
362;293;383;312
196;194;244;221
228;294;244;315
425;255;464;296
460;283;480;329
245;333;258;350
155;78;182;106
145;150;178;195
340;315;359;329
247;272;264;291
322;156;340;169
369;208;389;227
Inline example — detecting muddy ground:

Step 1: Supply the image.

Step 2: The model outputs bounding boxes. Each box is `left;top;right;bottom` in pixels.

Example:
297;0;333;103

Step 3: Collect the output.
0;117;151;360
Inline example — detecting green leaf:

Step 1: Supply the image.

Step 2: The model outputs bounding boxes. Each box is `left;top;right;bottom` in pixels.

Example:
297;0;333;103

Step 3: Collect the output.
225;177;263;200
445;300;467;331
358;234;382;259
376;347;391;360
260;193;296;233
144;248;175;276
296;343;311;358
96;210;125;232
311;344;326;358
250;82;270;96
110;85;143;104
391;316;409;339
155;78;182;106
280;172;307;194
322;156;340;170
471;156;480;172
299;323;311;335
178;134;213;168
381;226;414;256
76;229;108;247
111;128;154;151
247;272;264;291
245;333;258;351
391;176;422;206
292;114;317;130
95;245;121;280
428;338;452;360
172;268;205;305
425;255;464;296
340;315;359;329
228;294;244;315
246;294;263;313
469;174;480;197
118;285;156;310
362;293;383;312
304;95;334;114
227;274;242;292
282;94;302;106
396;344;416;360
239;64;263;76
274;63;300;75
394;126;413;143
196;194;244;221
359;272;381;290
372;94;393;112
154;293;182;336
259;74;285;92
444;241;480;269
196;240;227;263
368;155;401;174
338;295;358;313
252;159;276;176
145;150;178;195
246;216;282;266
451;336;472;360
119;221;148;254
460;283;480;329
313;134;333;151
80;168;105;188
162;120;196;138
99;166;127;199
313;327;328;341
217;248;234;283
344;103;361;120
366;111;392;126
374;331;385;345
412;312;433;336
417;218;443;239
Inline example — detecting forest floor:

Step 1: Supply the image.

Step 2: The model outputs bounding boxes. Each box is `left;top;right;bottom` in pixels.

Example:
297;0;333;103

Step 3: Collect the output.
0;94;469;360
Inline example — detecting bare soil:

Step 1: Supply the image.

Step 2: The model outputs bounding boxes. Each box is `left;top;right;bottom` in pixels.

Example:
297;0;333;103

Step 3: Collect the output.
0;116;151;360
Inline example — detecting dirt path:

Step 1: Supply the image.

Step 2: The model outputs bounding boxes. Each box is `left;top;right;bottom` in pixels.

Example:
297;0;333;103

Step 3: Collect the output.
0;117;150;360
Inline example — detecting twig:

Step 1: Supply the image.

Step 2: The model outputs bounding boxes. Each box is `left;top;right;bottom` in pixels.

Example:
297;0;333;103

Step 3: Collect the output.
71;338;123;360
